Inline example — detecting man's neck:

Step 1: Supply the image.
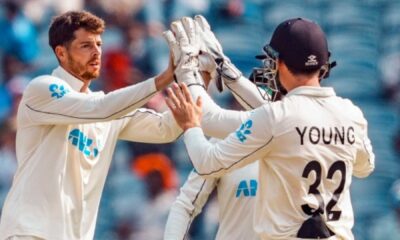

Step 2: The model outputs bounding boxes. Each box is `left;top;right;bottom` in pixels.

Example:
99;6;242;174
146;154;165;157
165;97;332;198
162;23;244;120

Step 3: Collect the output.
79;80;91;93
286;75;320;92
60;65;92;93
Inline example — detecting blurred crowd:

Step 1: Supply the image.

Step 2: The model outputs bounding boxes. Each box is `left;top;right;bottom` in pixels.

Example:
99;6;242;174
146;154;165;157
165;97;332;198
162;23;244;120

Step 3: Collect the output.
0;0;399;239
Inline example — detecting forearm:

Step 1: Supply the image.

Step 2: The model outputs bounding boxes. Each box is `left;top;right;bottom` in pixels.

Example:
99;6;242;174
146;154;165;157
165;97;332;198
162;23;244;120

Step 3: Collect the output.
188;85;249;139
164;170;216;239
164;202;192;240
183;106;272;177
184;127;262;178
154;68;174;91
225;76;269;110
118;110;182;143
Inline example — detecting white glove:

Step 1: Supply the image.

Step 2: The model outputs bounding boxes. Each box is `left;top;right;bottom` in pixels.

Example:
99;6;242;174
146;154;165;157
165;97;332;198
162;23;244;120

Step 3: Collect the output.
193;15;242;92
163;18;204;87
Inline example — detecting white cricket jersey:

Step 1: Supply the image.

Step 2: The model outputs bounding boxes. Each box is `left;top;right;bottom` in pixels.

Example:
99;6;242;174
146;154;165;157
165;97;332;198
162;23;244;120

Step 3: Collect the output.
164;160;260;240
0;66;182;240
184;85;375;240
164;77;265;240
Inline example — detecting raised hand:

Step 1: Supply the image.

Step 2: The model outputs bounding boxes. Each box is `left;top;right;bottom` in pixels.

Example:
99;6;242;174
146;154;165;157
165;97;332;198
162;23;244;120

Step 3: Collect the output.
163;18;205;88
165;82;202;131
193;15;242;92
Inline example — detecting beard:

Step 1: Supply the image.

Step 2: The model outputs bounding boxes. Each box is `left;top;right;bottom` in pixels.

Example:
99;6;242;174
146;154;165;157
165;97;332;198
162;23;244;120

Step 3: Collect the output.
67;54;100;81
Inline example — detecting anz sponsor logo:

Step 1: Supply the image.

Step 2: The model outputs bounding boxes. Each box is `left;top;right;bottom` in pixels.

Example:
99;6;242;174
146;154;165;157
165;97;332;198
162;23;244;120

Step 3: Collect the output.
49;83;69;99
68;129;99;158
236;179;258;198
235;119;253;143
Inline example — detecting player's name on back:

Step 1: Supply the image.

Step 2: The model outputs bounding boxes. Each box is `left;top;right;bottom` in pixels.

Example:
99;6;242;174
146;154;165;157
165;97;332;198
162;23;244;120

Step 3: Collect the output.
296;126;355;145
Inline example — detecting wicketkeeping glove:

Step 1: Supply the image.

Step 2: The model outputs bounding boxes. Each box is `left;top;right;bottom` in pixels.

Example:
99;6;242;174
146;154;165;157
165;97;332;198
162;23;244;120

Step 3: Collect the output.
163;18;204;88
193;15;242;92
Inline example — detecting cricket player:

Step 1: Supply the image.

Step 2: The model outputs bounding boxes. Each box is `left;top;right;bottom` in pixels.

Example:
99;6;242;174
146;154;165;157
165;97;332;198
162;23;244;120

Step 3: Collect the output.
164;151;260;240
163;16;275;240
163;80;266;240
164;79;265;240
163;16;279;240
0;11;183;240
165;16;375;239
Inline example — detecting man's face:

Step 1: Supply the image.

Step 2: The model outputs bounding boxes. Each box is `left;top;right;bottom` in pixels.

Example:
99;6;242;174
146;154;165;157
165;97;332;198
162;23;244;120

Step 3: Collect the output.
58;28;102;81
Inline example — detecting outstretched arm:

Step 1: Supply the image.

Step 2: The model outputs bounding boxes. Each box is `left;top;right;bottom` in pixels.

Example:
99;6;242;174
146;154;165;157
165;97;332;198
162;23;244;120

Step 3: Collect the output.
164;170;217;239
166;83;271;178
163;17;250;139
187;84;250;139
22;76;159;126
22;51;174;126
193;15;268;110
224;76;269;110
116;109;182;143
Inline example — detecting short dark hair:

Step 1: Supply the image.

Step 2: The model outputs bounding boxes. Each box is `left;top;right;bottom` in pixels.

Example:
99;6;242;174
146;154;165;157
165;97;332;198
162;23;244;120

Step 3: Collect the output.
286;63;320;77
48;11;105;52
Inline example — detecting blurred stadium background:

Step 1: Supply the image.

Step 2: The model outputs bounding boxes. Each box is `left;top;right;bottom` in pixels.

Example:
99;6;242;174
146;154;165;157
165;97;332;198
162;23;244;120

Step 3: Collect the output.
0;0;399;239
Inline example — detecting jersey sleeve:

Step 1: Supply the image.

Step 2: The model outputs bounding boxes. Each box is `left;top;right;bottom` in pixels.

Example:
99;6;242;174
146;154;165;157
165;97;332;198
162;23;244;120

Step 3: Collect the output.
225;76;269;110
184;106;273;178
353;119;375;178
116;109;182;143
189;85;250;139
164;170;217;240
21;75;157;126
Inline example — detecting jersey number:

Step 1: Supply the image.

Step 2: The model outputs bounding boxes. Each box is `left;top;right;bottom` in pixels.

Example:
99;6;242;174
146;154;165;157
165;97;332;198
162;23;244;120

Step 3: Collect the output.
301;160;346;221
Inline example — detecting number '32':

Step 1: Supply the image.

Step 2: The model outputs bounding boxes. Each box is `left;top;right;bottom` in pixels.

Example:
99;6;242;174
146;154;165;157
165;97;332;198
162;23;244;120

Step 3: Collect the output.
301;160;346;221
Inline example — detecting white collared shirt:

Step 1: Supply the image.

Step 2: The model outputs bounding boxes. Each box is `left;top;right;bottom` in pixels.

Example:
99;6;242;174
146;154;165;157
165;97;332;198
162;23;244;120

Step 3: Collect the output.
164;76;267;240
0;67;181;240
184;85;375;240
164;151;260;240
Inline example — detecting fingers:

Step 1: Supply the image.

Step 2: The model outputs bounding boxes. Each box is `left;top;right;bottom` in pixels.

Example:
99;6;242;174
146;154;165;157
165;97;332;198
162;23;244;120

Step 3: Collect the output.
173;83;187;107
166;83;195;109
196;96;202;109
179;82;194;103
171;20;189;46
181;17;196;44
166;83;181;109
165;94;176;112
194;15;210;31
163;30;179;65
163;30;178;48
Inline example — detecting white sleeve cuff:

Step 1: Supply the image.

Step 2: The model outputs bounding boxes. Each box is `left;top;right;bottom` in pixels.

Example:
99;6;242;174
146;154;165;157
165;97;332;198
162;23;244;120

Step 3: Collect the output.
147;77;157;92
